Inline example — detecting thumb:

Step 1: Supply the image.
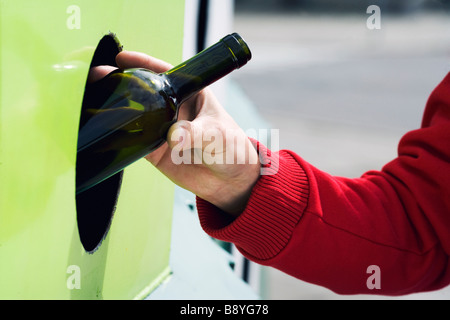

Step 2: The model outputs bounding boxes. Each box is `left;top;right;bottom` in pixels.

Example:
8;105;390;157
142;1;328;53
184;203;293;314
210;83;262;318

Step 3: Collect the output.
167;118;221;165
167;119;211;151
166;120;201;165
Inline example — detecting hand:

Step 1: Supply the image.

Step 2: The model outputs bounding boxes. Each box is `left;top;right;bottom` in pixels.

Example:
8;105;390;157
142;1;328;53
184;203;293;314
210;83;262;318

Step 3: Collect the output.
89;51;261;216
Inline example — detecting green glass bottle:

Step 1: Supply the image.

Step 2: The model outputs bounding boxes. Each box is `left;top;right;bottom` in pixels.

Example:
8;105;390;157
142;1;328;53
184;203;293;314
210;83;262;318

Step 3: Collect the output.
76;33;251;194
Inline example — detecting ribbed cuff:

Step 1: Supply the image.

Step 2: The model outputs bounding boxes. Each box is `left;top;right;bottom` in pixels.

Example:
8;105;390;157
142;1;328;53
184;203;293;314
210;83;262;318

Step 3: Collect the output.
196;139;309;262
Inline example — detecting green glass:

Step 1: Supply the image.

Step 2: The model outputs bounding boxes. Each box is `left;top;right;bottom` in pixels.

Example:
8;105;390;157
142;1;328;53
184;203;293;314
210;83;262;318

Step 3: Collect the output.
76;33;251;194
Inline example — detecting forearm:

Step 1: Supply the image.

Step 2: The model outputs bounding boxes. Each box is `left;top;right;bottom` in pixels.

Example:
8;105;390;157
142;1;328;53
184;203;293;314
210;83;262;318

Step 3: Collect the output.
197;141;309;261
197;133;450;295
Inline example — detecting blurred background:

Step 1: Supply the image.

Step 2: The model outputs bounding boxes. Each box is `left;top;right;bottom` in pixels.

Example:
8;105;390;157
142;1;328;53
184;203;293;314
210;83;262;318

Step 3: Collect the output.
226;0;450;299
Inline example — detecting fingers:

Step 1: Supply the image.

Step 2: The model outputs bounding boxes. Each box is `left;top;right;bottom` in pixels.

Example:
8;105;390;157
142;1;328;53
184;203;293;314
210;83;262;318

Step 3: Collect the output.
88;51;173;84
116;51;173;73
167;118;230;166
87;65;118;83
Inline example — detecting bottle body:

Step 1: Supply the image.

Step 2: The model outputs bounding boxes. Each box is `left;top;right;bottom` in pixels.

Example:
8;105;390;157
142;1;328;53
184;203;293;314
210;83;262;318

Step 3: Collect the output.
76;69;176;194
76;33;251;194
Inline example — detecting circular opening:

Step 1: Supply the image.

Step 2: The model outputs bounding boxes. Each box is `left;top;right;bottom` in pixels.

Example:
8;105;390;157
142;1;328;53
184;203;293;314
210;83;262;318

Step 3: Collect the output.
76;34;123;253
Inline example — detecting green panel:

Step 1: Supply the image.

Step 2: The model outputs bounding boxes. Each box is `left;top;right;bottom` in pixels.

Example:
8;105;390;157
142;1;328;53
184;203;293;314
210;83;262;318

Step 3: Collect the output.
0;0;184;299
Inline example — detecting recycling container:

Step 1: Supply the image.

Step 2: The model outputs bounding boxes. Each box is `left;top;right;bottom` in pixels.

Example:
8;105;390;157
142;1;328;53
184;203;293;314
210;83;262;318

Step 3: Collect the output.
0;0;184;299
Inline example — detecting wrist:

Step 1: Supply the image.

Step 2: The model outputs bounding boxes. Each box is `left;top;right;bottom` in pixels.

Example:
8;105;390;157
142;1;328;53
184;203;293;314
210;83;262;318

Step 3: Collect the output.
205;136;261;216
212;161;261;216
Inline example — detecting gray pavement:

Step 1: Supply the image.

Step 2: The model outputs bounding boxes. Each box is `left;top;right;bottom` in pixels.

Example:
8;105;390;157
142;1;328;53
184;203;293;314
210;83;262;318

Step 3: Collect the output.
231;9;450;299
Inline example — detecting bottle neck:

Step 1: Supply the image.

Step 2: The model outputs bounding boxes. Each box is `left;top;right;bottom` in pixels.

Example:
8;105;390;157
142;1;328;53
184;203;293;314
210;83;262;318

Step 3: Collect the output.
163;33;251;105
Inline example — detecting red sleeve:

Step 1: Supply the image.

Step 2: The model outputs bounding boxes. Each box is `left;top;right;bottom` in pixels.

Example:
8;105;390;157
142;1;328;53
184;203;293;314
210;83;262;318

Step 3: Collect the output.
196;73;450;296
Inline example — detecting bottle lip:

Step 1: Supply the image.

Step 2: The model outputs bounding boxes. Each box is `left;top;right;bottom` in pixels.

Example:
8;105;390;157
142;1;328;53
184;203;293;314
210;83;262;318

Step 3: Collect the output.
221;33;252;68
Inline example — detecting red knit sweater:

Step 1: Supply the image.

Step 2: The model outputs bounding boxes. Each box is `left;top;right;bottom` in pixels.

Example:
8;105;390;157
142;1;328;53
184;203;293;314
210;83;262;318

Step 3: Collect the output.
196;73;450;296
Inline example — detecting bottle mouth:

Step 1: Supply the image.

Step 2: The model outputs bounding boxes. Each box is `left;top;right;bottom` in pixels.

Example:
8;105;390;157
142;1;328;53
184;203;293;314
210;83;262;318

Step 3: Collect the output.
221;33;252;68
